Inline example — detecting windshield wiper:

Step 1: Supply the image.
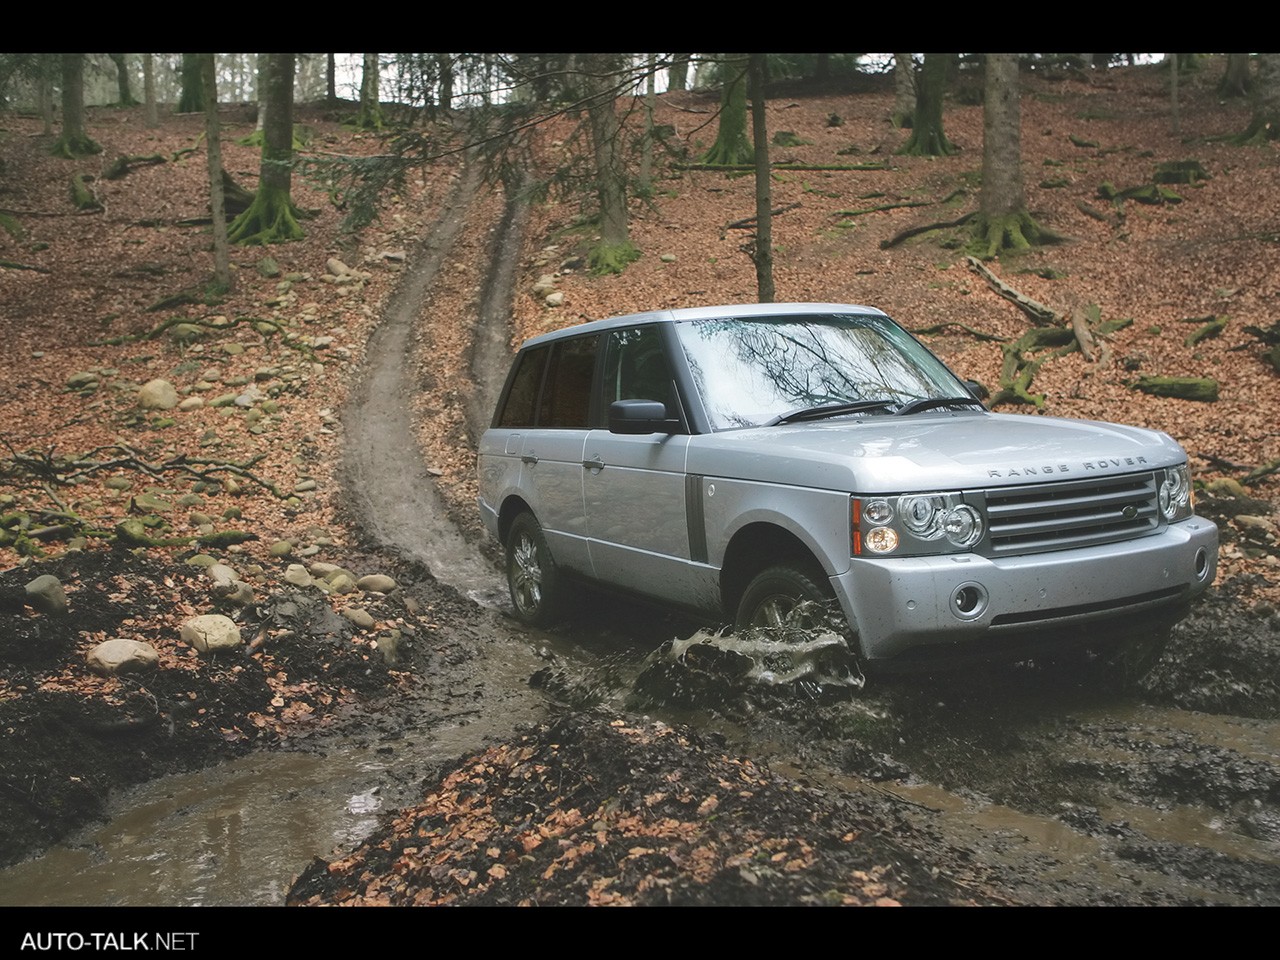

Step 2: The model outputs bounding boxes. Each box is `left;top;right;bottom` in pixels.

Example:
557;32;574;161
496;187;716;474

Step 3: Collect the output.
765;400;896;426
892;396;986;416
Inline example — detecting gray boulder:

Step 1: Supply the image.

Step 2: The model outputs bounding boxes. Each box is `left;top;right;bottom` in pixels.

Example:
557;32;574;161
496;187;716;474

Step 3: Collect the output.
87;639;159;676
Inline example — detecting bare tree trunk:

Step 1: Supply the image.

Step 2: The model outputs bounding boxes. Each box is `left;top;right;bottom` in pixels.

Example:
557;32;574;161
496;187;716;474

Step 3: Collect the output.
1239;54;1280;143
668;54;691;92
749;54;774;303
108;54;138;106
1218;53;1251;98
143;53;158;128
437;54;453;113
202;55;233;292
51;54;100;158
36;55;54;135
702;54;752;165
582;53;637;273
640;54;656;195
229;54;302;245
892;53;915;128
897;54;955;155
359;53;383;129
326;53;337;106
1169;53;1180;135
177;54;204;113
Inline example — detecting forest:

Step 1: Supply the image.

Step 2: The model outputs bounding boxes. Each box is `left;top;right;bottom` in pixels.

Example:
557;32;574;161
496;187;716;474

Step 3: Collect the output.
0;53;1278;911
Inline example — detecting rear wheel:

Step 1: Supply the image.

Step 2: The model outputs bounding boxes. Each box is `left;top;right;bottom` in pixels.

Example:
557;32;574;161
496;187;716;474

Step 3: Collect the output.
506;513;562;627
736;564;833;630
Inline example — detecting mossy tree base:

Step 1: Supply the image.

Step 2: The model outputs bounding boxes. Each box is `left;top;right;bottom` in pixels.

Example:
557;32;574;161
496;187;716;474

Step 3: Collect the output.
1131;376;1219;402
50;133;102;159
588;241;640;276
896;129;956;156
969;211;1065;260
228;189;304;246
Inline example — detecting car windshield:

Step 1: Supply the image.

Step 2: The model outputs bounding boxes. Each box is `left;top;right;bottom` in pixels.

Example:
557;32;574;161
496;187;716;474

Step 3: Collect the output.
675;313;968;430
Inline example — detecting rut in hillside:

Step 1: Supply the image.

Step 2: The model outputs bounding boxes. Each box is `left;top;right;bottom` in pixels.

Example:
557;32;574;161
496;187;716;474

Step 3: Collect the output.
341;160;522;607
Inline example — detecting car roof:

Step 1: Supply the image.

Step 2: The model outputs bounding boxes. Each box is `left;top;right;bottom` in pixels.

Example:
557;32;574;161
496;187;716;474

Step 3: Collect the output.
517;302;890;350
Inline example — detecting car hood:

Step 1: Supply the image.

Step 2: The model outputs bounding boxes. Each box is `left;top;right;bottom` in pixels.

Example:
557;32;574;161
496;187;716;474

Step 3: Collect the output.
686;411;1187;492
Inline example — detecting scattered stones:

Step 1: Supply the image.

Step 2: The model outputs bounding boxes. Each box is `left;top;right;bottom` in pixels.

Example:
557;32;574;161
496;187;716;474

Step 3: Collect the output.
66;371;100;391
531;274;557;296
178;396;204;411
326;257;352;277
357;574;397;594
327;573;357;595
184;554;218;568
206;563;239;585
258;257;281;278
545;291;565;307
167;323;206;344
269;539;294;558
212;579;255;606
660;253;677;263
179;614;242;653
87;639;159;676
294;480;317;493
24;574;67;615
104;476;132;491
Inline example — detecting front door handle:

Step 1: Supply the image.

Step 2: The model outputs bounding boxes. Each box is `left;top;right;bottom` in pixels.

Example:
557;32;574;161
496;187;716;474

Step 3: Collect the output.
582;456;605;472
521;453;539;465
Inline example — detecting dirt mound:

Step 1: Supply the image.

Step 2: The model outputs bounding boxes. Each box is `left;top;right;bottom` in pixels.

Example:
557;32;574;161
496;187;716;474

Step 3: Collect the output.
286;711;1003;906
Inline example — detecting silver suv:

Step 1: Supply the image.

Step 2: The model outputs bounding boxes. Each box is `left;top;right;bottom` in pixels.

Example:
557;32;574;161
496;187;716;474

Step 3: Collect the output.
478;304;1218;668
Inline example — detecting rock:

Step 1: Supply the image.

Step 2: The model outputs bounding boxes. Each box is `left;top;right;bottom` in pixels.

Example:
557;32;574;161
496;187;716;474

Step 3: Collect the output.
660;253;677;263
326;257;352;277
24;574;67;615
269;539;294;558
137;379;179;410
294;479;317;493
532;275;558;296
327;573;357;595
357;574;398;594
545;291;565;307
222;343;245;356
283;564;313;587
258;256;281;278
1236;515;1278;539
87;639;159;676
207;563;239;585
1206;478;1247;498
341;607;375;630
376;631;401;664
104;476;132;491
185;554;218;568
309;562;341;578
167;323;206;344
66;371;99;390
180;614;242;653
380;250;407;262
178;396;205;411
212;580;255;606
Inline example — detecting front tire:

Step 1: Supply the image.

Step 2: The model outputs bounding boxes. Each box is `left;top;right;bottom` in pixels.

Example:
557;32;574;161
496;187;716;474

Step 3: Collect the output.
506;513;562;627
736;563;834;630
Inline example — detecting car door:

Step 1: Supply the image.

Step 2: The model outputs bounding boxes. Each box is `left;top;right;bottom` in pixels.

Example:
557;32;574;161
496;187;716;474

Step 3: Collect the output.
517;334;599;576
583;326;701;605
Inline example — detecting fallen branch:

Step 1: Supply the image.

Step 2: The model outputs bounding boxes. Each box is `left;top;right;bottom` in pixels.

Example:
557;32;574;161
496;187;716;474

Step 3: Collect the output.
0;259;51;273
908;322;1006;342
102;154;166;180
965;256;1059;326
835;200;933;217
1242;457;1280;484
723;202;802;234
677;161;891;172
1;439;288;500
879;212;976;249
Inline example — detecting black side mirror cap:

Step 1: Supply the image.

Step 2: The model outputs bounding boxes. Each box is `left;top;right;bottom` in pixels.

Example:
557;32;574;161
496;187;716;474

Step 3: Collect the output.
608;400;678;435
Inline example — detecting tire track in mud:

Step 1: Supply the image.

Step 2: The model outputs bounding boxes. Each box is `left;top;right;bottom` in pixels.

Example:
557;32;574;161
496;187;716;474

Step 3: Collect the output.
340;161;514;608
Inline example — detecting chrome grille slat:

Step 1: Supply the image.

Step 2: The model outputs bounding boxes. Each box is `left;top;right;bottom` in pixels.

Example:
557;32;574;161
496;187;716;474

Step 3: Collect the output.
983;472;1161;554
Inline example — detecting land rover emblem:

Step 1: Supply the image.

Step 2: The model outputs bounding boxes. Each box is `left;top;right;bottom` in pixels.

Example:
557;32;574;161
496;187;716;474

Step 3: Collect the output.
1122;504;1138;520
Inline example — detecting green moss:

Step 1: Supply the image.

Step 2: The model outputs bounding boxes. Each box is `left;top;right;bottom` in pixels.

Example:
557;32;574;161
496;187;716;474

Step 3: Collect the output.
588;241;641;276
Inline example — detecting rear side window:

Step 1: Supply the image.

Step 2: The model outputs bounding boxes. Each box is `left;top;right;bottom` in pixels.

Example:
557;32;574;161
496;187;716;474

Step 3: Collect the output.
538;335;599;428
496;345;549;428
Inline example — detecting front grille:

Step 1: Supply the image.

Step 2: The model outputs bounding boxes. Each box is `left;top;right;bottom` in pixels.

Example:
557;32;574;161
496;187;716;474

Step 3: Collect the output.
982;471;1160;555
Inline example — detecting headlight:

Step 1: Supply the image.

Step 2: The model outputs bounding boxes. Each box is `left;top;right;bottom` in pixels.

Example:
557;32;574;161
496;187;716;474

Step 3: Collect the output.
853;493;985;556
1159;465;1193;522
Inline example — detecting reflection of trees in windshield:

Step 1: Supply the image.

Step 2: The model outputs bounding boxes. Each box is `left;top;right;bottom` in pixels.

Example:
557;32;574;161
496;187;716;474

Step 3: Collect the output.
679;315;959;429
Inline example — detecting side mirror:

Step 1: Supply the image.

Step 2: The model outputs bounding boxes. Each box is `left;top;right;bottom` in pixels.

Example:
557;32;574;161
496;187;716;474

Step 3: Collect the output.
964;379;990;401
609;400;678;435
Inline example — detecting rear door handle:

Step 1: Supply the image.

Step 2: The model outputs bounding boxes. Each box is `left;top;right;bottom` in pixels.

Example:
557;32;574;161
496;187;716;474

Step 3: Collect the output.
582;456;605;471
521;453;539;465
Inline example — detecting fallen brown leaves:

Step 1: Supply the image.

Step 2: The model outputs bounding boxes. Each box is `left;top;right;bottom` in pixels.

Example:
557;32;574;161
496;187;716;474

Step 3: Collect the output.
287;713;985;906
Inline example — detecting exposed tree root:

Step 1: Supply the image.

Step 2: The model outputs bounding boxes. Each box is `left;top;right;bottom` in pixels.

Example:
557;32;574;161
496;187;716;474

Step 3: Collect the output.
880;212;976;249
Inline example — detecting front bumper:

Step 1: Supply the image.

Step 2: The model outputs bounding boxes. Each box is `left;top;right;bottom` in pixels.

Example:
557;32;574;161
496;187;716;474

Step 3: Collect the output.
834;517;1218;661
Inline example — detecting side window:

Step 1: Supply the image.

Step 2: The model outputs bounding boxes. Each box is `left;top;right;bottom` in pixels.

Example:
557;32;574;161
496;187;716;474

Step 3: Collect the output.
603;326;674;406
538;335;598;428
496;345;549;428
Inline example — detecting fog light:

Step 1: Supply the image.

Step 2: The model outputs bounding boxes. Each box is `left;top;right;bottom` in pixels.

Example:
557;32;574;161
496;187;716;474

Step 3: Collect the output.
865;526;899;554
950;582;988;620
